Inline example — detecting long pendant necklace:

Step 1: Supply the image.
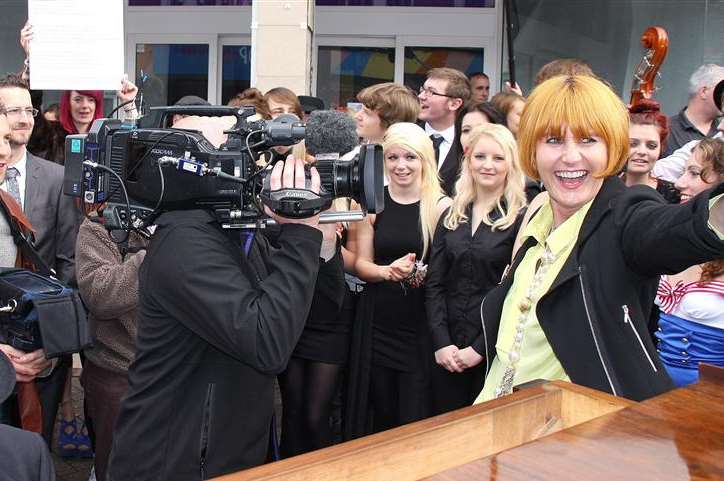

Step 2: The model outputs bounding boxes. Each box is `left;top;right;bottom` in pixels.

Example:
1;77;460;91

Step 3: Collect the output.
495;245;558;398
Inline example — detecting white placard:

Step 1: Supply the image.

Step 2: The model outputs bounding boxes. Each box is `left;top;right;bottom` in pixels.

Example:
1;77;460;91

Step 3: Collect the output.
28;0;124;91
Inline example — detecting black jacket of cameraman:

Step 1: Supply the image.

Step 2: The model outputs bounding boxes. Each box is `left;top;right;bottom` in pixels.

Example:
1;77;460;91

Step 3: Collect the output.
107;210;326;481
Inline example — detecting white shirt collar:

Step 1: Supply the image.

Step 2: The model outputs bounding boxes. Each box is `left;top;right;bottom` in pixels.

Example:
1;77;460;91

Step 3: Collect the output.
424;123;455;144
13;150;28;180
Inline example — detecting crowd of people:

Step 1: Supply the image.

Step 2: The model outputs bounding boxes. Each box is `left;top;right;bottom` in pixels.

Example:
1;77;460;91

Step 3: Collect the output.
0;19;723;481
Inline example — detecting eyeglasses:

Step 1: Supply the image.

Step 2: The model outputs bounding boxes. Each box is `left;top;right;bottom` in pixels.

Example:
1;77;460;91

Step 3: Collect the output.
418;86;456;99
5;107;39;118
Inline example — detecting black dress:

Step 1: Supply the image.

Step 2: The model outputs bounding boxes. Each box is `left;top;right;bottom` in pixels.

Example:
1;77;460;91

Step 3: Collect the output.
344;188;433;438
261;230;349;364
292;247;350;364
425;204;524;413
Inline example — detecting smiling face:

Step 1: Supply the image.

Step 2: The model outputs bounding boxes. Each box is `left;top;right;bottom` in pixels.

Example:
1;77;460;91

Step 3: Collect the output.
468;134;508;195
69;91;97;133
674;148;719;203
384;145;422;189
536;126;608;225
355;105;385;142
460;111;491;150
0;87;34;147
626;123;661;176
418;77;457;127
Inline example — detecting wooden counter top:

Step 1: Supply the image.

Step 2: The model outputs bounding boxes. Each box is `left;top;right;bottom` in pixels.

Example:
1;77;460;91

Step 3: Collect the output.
213;366;724;481
425;365;724;481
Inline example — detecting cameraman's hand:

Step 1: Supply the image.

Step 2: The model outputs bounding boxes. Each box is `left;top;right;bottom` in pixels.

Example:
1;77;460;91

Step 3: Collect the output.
0;344;50;383
266;155;322;230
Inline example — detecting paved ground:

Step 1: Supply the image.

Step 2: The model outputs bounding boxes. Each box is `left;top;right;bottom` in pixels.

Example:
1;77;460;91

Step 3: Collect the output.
52;370;93;481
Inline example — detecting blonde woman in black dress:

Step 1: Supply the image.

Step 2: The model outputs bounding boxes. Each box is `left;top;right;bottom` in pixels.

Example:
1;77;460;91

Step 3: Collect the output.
345;122;451;437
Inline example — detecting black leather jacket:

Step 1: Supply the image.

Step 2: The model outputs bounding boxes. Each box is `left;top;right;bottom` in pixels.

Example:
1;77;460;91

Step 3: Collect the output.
479;178;723;401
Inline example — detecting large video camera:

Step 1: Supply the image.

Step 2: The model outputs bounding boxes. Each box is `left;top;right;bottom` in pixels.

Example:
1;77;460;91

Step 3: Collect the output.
62;105;384;231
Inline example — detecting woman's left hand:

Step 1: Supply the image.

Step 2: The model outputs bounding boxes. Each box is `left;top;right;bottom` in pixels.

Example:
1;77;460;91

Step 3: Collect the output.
452;346;483;370
117;74;138;103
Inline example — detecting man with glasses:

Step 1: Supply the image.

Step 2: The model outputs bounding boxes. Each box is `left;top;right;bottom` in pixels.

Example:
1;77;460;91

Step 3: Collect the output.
0;74;79;445
417;67;470;196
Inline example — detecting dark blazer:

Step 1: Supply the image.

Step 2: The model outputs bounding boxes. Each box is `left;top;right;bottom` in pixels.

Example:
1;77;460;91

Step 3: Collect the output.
108;210;324;481
478;177;724;402
419;121;463;197
0;424;55;481
438;139;463;198
24;152;80;284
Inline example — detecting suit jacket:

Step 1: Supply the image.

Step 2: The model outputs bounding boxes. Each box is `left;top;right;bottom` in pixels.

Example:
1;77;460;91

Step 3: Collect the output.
0;424;55;481
24;152;80;285
438;139;462;197
418;121;463;197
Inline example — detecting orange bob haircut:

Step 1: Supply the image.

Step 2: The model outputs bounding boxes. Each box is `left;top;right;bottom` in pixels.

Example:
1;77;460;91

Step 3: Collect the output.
517;75;630;181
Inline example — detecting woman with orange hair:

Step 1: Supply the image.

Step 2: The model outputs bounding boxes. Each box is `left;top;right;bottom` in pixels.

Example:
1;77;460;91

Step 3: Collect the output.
473;75;723;403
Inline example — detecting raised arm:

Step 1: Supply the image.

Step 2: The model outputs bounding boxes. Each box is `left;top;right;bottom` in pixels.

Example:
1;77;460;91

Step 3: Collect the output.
618;183;724;277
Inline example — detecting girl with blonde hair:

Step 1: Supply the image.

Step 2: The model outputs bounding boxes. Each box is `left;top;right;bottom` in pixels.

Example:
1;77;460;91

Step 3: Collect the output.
426;124;526;413
346;122;451;437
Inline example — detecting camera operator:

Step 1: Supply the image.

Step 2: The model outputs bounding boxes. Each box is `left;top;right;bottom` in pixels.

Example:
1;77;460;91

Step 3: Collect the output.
107;152;331;480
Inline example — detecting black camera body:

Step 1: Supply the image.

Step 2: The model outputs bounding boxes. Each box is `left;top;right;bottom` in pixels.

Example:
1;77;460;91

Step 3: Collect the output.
63;106;383;230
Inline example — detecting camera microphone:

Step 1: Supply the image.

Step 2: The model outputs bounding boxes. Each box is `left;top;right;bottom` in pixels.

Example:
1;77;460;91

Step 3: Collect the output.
304;110;359;158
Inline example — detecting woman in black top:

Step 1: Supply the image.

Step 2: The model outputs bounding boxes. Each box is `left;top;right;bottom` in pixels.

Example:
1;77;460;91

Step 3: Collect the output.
345;123;450;437
426;123;526;413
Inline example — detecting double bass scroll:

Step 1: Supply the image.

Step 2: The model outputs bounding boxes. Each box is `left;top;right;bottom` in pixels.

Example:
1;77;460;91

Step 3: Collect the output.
630;26;669;107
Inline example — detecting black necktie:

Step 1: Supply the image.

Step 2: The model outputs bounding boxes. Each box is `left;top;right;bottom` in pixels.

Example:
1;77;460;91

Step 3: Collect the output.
430;134;444;164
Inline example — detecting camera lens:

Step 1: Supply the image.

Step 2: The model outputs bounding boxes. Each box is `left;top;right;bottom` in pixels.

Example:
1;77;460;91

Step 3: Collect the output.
314;144;384;214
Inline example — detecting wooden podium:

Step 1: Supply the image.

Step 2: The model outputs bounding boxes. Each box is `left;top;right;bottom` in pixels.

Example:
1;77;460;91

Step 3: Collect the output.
213;366;724;481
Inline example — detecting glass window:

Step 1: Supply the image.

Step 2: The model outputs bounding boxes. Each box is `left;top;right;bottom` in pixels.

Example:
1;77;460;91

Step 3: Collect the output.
135;43;209;115
221;45;251;105
317;46;395;109
403;47;484;93
129;1;251;5
506;0;716;115
316;1;493;6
